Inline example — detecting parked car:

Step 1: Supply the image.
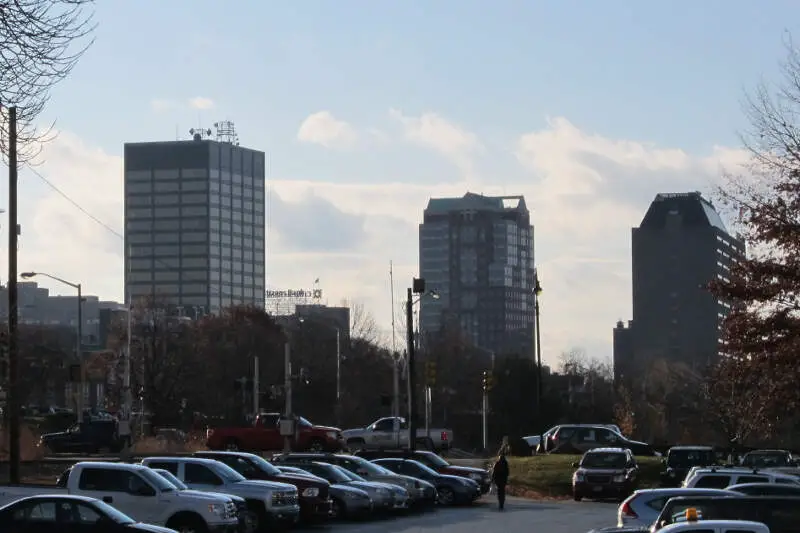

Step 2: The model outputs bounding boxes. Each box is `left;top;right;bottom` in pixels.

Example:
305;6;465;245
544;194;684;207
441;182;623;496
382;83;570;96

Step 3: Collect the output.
652;495;800;532
616;488;733;528
539;425;654;456
39;419;124;454
332;463;411;510
741;449;797;468
193;451;332;522
150;468;249;533
0;461;239;533
725;482;800;496
0;494;179;533
272;452;438;507
341;417;453;452
661;446;717;487
140;456;300;532
371;458;481;506
682;467;800;488
276;464;374;519
206;413;343;453
355;449;491;493
525;424;624;453
572;447;638;501
284;461;397;513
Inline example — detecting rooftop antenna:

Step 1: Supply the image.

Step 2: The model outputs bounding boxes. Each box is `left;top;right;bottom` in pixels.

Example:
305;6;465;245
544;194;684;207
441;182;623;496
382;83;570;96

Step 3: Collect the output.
188;128;212;142
214;120;240;145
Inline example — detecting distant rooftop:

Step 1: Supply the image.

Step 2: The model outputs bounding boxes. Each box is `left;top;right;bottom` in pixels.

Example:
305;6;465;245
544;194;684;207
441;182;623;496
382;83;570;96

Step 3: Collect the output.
639;192;729;233
425;192;528;215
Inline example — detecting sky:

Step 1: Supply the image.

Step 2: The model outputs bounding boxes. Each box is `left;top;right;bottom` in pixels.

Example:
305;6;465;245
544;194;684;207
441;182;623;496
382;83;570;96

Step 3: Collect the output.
0;0;797;366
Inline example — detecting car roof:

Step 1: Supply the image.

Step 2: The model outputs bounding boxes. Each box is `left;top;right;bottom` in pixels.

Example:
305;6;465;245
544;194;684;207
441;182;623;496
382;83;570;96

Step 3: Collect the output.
77;461;148;471
584;447;629;454
727;482;800;489
660;520;767;532
195;451;258;459
143;456;219;466
8;494;99;504
668;445;714;451
632;488;733;497
745;449;790;454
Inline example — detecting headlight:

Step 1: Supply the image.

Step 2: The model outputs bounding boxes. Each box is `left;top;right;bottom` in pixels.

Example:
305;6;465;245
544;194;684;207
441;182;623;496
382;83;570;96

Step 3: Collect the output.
207;503;224;516
574;473;585;482
613;475;625;483
326;431;338;439
302;487;319;497
469;473;482;480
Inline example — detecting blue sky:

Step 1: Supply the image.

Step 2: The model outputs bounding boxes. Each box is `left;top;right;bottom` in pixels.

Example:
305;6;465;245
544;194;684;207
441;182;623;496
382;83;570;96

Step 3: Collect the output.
5;1;798;364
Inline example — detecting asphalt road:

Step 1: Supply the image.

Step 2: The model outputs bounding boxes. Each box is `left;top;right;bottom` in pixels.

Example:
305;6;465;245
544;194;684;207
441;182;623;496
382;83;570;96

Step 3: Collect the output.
326;497;618;533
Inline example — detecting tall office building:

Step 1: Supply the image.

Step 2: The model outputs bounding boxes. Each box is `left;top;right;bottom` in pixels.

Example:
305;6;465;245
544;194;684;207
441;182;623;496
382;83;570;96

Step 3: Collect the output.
418;192;535;357
124;127;266;313
613;192;745;383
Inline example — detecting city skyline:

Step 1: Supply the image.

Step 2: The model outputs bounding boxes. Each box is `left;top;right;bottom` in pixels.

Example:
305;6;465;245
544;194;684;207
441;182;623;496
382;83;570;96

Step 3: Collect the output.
0;1;792;365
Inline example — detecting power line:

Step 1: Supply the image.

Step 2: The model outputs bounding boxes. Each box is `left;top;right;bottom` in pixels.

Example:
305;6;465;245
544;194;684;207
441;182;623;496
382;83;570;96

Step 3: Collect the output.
26;164;123;239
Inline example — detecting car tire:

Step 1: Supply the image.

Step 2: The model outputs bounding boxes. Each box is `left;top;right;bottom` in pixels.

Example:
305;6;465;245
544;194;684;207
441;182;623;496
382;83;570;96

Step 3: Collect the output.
307;438;325;452
347;438;366;452
573;492;582;502
437;486;456;506
330;498;345;520
166;514;209;533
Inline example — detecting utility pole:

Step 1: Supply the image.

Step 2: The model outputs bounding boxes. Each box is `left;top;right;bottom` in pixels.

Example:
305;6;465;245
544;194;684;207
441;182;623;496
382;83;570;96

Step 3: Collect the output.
481;371;488;452
283;340;292;452
76;283;84;420
533;271;543;429
7;106;20;484
405;287;415;451
392;355;400;417
335;328;341;427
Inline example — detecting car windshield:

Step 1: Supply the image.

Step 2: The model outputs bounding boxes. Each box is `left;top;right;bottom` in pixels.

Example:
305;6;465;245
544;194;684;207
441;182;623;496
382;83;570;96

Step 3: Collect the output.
580;453;627;469
243;455;281;476
92;500;136;524
417;452;449;468
298;416;312;427
211;462;246;482
403;459;439;476
742;452;789;467
668;450;715;467
138;468;177;492
333;465;366;482
351;457;393;476
311;464;351;484
154;469;189;490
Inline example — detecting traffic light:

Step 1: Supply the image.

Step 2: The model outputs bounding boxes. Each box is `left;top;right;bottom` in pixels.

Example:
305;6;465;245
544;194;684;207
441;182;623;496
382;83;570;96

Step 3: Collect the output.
425;361;437;387
482;371;488;392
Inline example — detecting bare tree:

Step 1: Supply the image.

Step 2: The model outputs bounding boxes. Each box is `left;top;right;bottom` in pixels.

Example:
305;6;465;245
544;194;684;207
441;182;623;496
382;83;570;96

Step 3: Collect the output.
342;300;382;344
0;0;96;162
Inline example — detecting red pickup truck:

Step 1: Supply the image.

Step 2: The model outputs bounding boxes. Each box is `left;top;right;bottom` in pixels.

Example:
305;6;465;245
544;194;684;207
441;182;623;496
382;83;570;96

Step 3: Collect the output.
206;413;344;453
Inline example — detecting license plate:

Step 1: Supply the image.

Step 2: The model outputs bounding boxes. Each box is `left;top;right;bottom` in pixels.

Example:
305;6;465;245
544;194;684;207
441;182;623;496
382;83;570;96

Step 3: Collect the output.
593;486;603;492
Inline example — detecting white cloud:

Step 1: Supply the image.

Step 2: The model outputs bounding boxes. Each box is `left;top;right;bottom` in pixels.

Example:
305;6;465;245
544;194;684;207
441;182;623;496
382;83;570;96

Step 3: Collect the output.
389;108;482;175
188;97;215;110
149;99;174;112
297;111;358;149
4;117;750;368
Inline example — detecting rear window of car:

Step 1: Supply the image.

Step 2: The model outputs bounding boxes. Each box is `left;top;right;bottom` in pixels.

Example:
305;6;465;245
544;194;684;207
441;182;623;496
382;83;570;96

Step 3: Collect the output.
736;476;769;484
644;496;668;511
694;475;731;488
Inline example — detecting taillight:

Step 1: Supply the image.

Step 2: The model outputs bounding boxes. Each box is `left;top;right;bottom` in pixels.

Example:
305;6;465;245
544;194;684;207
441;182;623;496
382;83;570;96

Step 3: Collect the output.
621;500;638;518
441;431;448;441
206;428;214;439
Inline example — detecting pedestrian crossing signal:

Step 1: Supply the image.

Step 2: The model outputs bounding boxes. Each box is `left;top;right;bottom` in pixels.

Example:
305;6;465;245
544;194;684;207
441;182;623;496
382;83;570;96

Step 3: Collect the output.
425;361;436;387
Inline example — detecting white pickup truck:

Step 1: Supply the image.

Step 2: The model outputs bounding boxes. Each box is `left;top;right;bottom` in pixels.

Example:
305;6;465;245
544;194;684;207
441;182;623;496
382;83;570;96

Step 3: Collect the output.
141;456;300;532
341;417;454;452
0;461;239;532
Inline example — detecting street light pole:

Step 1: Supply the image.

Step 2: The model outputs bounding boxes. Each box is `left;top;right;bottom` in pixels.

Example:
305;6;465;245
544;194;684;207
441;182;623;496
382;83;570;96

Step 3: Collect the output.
405;287;415;451
335;327;341;426
19;272;85;421
533;270;543;428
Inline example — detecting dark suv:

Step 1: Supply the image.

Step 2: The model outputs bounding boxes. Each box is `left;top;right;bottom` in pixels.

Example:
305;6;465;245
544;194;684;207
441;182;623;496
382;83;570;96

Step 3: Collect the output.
660;445;717;487
546;425;654;456
572;447;638;501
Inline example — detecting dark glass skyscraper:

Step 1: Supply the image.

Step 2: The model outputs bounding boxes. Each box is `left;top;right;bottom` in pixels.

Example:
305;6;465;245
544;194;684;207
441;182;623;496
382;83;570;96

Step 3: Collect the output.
418;192;535;357
613;192;744;384
123;137;266;313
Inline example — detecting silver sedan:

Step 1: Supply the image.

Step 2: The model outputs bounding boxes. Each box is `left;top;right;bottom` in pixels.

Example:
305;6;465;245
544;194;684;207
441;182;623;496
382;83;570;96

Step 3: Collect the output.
617;488;734;528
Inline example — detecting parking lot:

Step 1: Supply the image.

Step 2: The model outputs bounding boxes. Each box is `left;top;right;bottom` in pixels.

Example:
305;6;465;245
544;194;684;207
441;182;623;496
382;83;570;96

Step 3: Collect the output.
325;497;618;533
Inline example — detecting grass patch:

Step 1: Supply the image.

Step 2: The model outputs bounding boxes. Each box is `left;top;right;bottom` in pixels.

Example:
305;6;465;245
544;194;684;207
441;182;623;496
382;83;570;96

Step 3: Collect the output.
507;455;663;498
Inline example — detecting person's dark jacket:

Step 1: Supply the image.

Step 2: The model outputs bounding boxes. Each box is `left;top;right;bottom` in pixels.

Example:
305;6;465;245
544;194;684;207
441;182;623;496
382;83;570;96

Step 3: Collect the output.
492;456;510;486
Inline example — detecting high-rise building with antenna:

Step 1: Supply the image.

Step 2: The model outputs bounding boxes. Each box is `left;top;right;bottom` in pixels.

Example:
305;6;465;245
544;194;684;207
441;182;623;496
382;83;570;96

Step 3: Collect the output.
123;121;266;314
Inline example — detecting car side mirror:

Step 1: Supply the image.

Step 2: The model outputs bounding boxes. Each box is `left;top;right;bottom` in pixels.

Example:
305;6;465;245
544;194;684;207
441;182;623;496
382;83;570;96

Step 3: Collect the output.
571;462;579;468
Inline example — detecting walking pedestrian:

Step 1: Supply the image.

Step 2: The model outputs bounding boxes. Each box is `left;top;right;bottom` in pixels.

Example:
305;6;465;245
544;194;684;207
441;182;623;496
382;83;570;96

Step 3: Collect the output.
492;453;510;510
